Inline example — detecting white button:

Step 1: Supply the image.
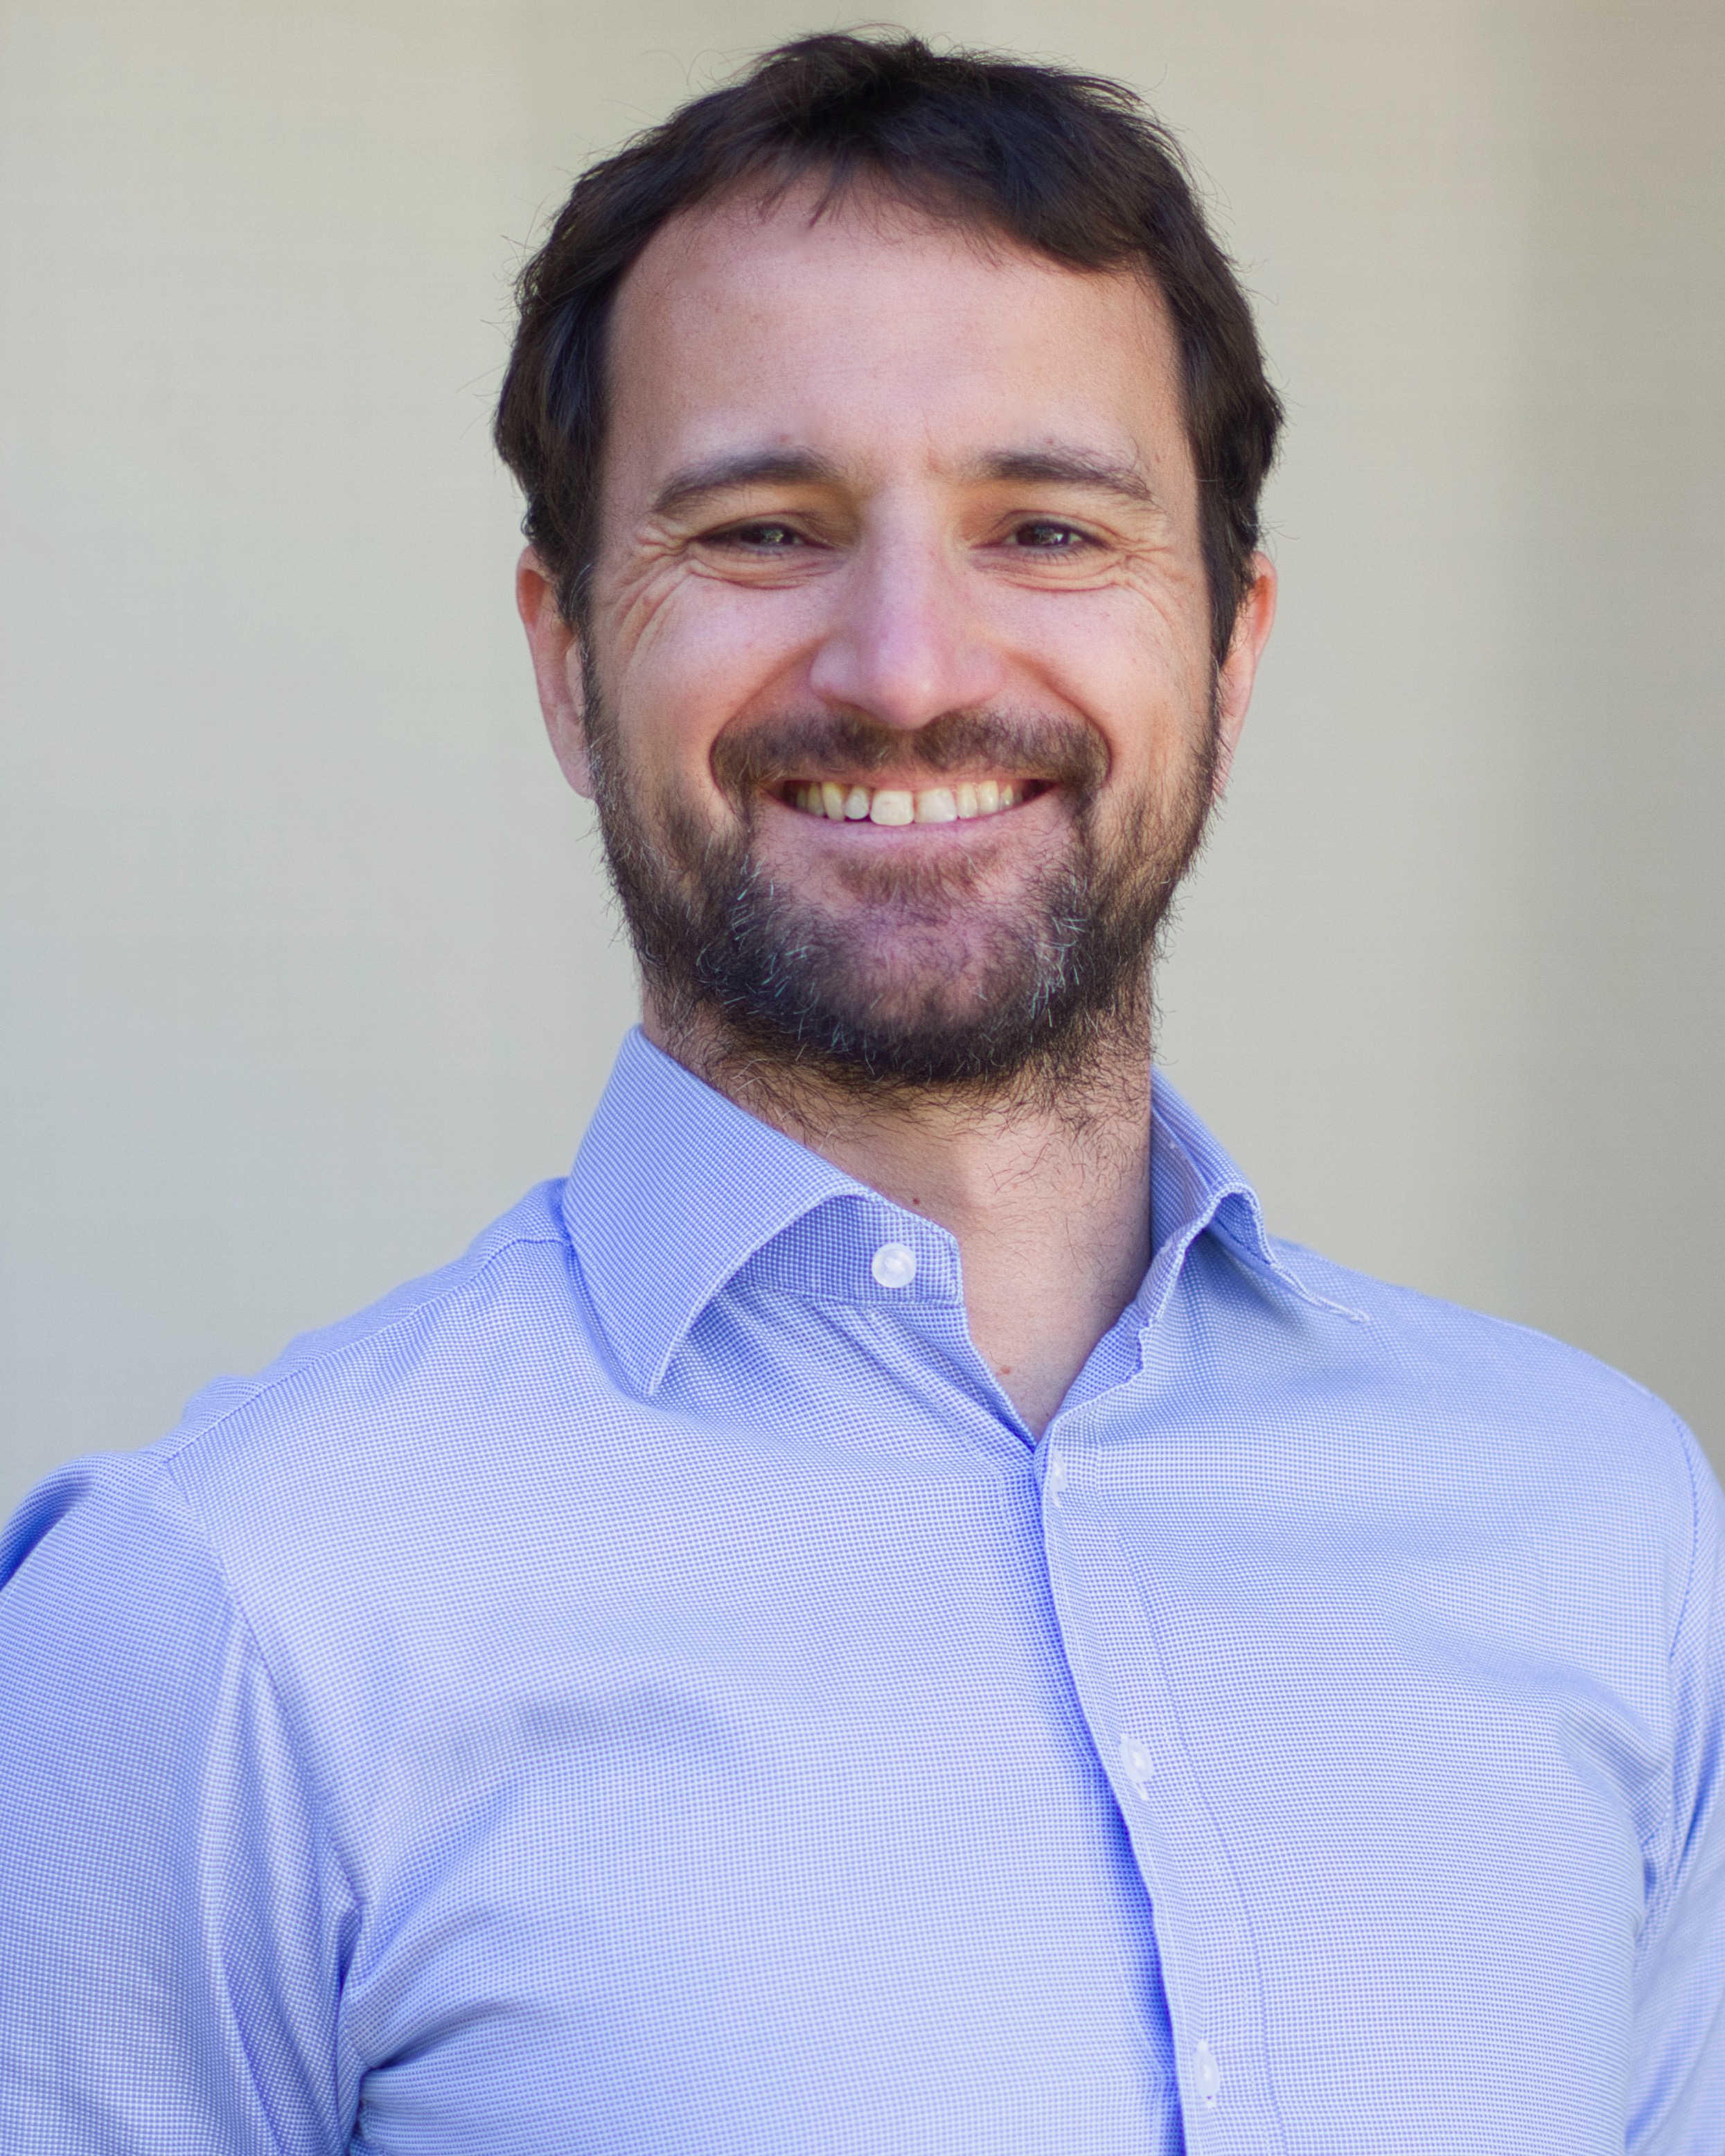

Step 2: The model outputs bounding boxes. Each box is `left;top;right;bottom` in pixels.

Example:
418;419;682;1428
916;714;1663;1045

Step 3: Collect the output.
1118;1734;1155;1793
1047;1447;1068;1493
870;1242;917;1290
1194;2039;1221;2105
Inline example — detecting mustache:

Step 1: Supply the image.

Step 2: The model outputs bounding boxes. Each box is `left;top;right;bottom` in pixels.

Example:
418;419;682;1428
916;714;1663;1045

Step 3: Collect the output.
711;708;1108;799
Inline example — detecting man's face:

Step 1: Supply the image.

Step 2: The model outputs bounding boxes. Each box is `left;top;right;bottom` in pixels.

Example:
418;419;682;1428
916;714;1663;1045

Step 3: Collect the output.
522;185;1273;1092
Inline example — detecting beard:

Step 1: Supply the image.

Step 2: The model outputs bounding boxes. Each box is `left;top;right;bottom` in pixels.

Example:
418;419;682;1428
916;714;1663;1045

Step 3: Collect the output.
583;678;1219;1105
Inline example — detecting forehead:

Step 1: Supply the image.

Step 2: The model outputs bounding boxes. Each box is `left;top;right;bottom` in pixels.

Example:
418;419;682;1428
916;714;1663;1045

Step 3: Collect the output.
604;184;1194;504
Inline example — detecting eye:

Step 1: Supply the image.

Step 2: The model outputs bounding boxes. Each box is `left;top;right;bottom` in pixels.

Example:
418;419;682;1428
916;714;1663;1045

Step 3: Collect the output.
711;519;808;551
1007;519;1096;551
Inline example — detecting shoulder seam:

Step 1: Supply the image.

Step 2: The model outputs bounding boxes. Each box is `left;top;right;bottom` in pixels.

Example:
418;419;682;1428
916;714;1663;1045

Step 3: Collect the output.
1665;1410;1705;1671
141;1456;365;1923
143;1452;372;2110
159;1227;569;1467
1627;1411;1705;1968
1277;1250;1690;1409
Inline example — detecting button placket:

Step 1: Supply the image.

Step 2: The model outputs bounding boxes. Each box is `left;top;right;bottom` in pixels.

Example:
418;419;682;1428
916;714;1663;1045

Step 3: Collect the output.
1118;1733;1156;1799
1040;1486;1286;2152
1038;1449;1210;2100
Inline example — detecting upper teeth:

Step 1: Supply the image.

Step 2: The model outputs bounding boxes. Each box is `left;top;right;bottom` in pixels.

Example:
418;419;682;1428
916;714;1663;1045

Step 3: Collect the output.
793;780;1020;823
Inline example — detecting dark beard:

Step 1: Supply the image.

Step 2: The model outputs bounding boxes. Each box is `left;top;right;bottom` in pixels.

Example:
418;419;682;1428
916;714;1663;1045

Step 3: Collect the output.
583;687;1218;1104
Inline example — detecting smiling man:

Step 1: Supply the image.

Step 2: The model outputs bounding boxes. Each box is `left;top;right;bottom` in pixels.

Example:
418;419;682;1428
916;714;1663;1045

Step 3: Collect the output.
509;134;1273;1436
3;33;1722;2156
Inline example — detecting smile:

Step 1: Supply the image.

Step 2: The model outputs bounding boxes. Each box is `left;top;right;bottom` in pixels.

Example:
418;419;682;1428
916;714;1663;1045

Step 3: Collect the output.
783;779;1038;826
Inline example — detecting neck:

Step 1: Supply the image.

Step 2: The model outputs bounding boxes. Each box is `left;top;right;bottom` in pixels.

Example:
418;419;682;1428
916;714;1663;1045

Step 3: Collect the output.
643;998;1156;1438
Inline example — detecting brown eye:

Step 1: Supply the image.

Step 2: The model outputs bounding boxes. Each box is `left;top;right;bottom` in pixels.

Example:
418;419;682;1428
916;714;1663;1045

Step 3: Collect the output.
1011;520;1090;549
720;522;804;549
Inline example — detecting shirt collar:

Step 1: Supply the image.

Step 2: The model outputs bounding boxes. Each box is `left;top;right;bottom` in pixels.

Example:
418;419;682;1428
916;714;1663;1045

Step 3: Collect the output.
565;1028;1355;1398
1140;1078;1363;1327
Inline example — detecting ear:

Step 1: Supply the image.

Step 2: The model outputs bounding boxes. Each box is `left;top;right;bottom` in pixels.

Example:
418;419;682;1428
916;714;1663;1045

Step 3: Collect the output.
515;549;594;799
1210;552;1277;799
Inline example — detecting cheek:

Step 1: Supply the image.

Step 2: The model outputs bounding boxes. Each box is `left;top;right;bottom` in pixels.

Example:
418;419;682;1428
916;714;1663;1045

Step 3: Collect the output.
1026;600;1208;783
608;578;820;790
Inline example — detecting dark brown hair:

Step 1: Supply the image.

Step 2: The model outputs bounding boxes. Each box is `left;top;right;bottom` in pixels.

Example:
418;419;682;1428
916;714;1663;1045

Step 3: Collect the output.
495;31;1281;661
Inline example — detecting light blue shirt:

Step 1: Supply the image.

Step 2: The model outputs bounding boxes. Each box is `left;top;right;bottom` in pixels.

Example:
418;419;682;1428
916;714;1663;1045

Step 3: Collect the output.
3;1028;1722;2154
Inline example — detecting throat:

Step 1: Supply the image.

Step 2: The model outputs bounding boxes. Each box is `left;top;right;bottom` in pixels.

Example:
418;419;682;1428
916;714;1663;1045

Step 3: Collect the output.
646;990;1156;1441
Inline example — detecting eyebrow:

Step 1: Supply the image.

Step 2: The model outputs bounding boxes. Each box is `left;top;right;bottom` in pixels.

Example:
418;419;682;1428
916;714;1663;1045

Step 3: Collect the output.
968;447;1162;508
647;442;1163;521
650;449;844;521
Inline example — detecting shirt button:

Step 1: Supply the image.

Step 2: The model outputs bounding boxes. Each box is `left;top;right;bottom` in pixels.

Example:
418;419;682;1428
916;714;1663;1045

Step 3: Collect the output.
1194;2040;1221;2106
1118;1734;1155;1794
1046;1447;1068;1494
871;1242;917;1290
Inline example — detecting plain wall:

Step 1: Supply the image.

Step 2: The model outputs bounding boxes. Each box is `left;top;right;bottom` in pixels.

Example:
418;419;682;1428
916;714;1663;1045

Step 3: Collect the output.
2;0;1722;1511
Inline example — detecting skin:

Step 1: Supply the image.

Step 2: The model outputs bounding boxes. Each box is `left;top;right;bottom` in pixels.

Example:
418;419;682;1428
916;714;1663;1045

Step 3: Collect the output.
519;184;1275;1435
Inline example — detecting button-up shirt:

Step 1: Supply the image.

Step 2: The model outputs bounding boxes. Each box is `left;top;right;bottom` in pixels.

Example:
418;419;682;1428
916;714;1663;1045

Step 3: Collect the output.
3;1029;1722;2153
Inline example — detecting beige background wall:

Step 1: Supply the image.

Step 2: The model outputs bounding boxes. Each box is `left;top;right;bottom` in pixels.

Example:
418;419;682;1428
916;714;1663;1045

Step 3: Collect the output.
2;0;1722;1511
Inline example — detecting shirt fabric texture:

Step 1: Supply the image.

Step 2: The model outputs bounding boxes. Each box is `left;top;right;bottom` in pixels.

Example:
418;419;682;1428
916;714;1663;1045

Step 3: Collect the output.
3;1028;1722;2155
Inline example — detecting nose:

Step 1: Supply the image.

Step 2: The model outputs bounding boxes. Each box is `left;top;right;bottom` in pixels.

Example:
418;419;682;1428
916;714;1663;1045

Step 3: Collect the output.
806;529;1009;729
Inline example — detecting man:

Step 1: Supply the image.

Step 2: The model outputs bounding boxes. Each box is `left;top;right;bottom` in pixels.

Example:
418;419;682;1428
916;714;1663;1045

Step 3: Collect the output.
2;33;1720;2155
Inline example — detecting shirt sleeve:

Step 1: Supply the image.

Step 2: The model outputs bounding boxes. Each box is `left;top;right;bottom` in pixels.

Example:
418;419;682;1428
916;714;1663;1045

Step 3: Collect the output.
1628;1423;1725;2154
0;1455;357;2155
